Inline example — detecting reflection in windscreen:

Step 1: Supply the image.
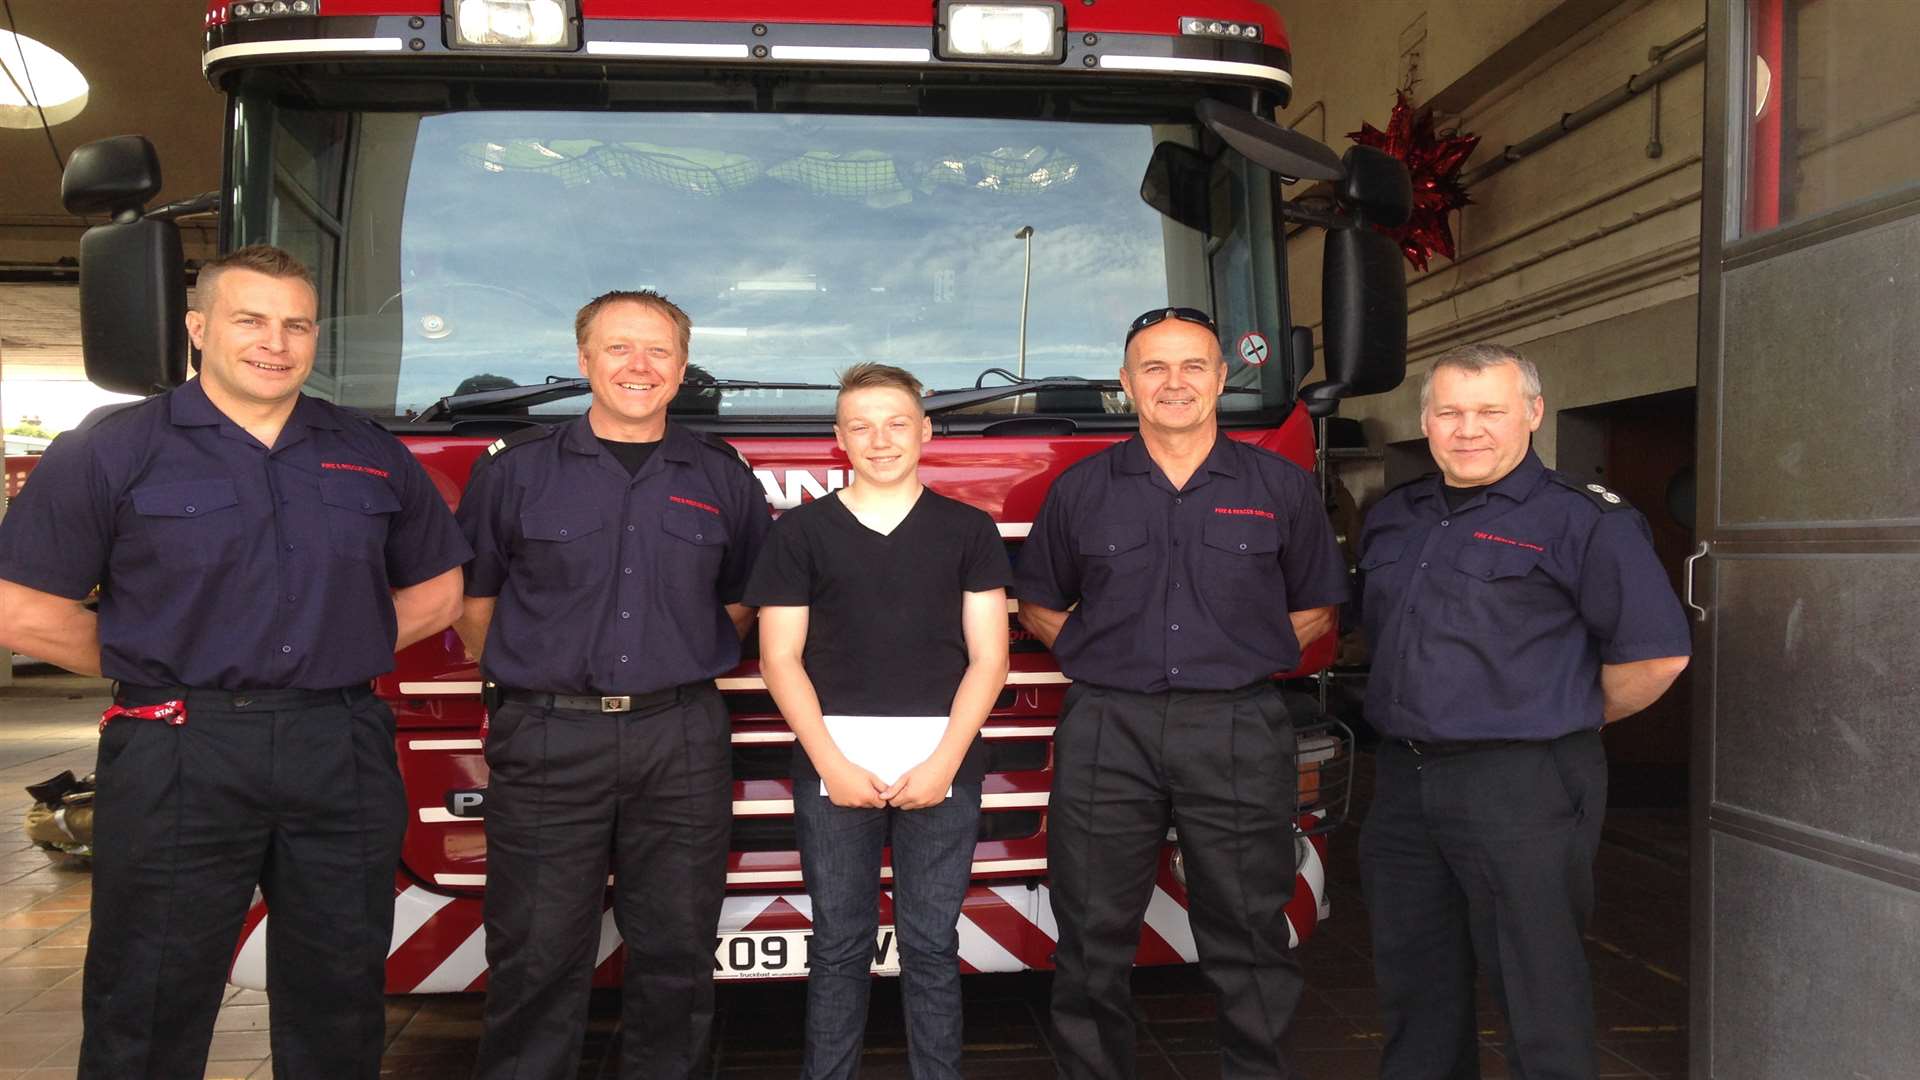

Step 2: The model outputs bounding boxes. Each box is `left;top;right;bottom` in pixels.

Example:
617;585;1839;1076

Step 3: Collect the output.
369;112;1214;415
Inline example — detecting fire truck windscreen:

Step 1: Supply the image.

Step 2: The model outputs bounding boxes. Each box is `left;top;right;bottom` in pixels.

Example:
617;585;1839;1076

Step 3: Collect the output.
231;95;1290;421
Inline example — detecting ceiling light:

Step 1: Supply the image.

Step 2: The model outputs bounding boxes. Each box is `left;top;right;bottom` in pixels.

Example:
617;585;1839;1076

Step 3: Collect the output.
0;30;89;129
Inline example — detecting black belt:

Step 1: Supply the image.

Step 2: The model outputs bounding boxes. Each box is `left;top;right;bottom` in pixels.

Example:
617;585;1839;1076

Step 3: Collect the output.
1401;737;1534;757
497;685;691;715
1080;679;1279;702
114;683;373;711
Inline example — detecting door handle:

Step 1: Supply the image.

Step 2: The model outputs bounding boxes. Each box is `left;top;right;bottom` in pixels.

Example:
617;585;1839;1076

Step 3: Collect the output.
1683;541;1709;622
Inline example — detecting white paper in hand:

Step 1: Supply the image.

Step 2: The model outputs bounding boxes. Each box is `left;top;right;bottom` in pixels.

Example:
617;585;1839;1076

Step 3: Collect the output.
819;715;952;798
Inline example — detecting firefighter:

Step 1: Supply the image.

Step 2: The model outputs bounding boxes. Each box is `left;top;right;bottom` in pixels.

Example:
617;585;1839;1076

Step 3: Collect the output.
1354;343;1691;1080
1014;307;1349;1080
0;244;471;1079
454;290;770;1080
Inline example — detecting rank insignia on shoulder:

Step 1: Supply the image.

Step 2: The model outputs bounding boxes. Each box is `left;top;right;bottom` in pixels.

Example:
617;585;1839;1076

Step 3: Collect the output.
1550;471;1631;510
482;424;555;459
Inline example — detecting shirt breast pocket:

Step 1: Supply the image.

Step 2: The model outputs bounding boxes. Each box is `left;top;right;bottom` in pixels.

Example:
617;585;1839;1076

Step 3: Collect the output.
659;504;729;592
520;505;608;591
1200;516;1280;566
129;478;242;569
1075;520;1149;593
1357;537;1408;622
1448;542;1562;632
1199;515;1282;612
319;473;402;564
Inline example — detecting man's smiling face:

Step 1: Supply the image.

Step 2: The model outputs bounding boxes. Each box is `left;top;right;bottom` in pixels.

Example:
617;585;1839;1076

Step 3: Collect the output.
577;300;687;439
1120;318;1227;439
186;268;318;411
1421;360;1544;487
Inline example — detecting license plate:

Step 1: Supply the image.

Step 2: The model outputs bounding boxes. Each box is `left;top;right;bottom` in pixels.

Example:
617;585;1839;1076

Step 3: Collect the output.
712;927;902;980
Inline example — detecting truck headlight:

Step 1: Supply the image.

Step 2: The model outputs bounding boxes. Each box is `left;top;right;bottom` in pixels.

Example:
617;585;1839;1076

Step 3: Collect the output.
938;1;1064;62
448;0;574;49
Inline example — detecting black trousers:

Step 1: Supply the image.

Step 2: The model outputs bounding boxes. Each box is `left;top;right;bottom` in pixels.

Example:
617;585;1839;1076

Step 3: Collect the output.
472;684;732;1080
1047;682;1302;1080
1359;733;1608;1080
81;686;407;1080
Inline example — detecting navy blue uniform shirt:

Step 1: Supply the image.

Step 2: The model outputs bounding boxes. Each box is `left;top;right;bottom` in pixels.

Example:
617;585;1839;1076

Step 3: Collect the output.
1014;434;1349;693
459;418;771;695
1357;450;1693;741
0;379;471;690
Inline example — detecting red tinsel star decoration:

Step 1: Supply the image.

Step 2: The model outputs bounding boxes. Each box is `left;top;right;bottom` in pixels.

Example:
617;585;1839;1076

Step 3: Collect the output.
1347;91;1480;271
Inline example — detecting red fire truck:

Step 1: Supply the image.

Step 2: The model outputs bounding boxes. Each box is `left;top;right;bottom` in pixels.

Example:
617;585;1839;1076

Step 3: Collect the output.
60;0;1409;989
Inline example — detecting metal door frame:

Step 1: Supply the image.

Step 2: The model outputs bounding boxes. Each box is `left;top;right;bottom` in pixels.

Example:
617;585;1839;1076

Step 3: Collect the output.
1691;2;1920;1075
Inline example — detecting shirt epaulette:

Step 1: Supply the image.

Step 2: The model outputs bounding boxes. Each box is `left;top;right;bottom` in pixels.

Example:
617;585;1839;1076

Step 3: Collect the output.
1234;437;1320;479
338;404;387;429
72;399;148;433
695;431;753;471
1383;471;1439;499
1548;471;1632;511
483;423;559;459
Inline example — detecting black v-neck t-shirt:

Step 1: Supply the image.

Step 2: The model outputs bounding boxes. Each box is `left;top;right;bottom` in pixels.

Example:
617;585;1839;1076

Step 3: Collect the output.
743;489;1013;782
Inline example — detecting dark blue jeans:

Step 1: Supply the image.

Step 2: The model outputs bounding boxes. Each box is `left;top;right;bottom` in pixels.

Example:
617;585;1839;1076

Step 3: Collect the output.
793;782;982;1080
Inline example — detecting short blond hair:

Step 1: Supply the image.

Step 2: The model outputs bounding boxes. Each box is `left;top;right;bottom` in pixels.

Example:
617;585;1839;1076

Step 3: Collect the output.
195;244;314;312
574;289;692;354
836;363;925;414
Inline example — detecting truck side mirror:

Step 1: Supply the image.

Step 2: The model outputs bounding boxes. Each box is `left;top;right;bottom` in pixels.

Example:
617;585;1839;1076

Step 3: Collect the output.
1320;225;1407;397
1140;141;1213;235
1194;98;1343;182
1296;147;1412;415
1140;140;1241;239
1182;99;1411;414
62;136;187;396
1286;325;1314;398
1337;145;1413;229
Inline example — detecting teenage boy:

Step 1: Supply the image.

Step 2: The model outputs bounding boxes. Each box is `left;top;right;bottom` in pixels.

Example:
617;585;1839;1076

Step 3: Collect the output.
747;363;1011;1080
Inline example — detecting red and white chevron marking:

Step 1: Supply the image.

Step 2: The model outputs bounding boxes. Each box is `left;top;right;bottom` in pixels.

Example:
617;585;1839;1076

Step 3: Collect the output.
228;822;1330;992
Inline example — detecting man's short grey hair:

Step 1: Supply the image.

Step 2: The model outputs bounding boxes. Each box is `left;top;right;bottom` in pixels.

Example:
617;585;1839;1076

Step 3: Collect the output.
1419;343;1542;411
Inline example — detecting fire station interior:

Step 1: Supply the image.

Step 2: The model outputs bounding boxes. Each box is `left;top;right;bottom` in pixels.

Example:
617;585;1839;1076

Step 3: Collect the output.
2;0;1917;1076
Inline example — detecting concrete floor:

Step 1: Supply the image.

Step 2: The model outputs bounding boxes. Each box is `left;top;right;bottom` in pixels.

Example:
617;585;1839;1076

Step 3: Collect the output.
0;669;1690;1079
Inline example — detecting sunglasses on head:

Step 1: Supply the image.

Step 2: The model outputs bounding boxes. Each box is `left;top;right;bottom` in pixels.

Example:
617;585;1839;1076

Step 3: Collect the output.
1126;307;1217;346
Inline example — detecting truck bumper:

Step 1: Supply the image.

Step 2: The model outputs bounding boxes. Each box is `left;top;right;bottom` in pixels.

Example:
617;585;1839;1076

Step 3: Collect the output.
228;820;1330;992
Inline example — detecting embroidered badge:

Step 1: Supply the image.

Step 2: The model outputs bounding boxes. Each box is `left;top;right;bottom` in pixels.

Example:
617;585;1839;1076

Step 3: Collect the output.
320;462;391;479
1473;530;1546;553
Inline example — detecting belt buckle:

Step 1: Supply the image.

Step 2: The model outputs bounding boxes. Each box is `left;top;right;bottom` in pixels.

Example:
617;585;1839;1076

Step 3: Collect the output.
601;695;631;713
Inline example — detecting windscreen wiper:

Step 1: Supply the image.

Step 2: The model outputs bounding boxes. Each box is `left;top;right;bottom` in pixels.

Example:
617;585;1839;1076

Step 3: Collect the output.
920;378;1259;416
414;377;840;422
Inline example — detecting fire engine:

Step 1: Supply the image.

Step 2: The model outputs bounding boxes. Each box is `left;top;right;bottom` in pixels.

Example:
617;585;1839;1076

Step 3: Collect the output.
59;0;1410;989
